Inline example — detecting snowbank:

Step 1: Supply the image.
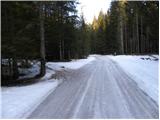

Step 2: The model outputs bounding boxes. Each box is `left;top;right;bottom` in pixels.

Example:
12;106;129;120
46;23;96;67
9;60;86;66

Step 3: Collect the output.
1;63;64;119
108;55;159;104
47;56;95;70
1;56;95;118
1;79;61;119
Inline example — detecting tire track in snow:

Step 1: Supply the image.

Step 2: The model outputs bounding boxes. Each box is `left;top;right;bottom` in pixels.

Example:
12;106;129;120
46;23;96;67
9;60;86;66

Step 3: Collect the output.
72;62;98;118
29;56;158;119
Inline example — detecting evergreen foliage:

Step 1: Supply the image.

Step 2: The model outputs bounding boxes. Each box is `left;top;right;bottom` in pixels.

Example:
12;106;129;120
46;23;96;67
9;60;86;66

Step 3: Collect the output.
1;1;159;81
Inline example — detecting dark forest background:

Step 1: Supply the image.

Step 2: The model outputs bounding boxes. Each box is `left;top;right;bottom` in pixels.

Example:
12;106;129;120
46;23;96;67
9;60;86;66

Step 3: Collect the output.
1;1;159;81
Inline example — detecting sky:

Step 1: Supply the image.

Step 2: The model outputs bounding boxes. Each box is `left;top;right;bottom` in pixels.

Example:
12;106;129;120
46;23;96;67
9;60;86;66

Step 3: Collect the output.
77;0;112;24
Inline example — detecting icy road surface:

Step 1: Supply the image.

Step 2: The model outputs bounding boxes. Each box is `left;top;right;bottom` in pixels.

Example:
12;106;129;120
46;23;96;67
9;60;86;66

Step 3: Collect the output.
29;56;158;119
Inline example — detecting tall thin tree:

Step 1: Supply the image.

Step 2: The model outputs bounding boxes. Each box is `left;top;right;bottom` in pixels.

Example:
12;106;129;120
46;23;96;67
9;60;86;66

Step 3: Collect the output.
39;2;46;76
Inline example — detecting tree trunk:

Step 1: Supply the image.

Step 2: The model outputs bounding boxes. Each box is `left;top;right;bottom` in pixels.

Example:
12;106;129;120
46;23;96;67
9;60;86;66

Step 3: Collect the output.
62;39;65;59
61;8;65;60
59;7;63;60
132;22;135;54
146;26;149;53
124;21;127;54
8;58;12;80
39;2;46;76
136;12;139;53
120;15;124;54
25;59;29;68
140;16;143;53
59;38;62;60
12;58;19;79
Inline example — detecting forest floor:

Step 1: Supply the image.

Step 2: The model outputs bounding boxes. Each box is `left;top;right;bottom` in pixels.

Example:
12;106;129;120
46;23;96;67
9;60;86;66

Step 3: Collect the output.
1;55;159;118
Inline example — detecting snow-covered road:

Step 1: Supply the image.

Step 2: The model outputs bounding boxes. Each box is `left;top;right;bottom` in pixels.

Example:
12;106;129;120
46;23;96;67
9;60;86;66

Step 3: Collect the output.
28;56;158;119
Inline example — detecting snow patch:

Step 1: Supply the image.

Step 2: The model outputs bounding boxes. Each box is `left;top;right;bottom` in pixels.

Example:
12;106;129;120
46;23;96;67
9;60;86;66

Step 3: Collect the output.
1;79;61;119
47;56;95;70
108;55;159;104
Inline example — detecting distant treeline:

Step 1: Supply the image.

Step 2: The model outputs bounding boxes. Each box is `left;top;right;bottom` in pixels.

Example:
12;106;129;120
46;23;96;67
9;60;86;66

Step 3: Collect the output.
91;1;159;55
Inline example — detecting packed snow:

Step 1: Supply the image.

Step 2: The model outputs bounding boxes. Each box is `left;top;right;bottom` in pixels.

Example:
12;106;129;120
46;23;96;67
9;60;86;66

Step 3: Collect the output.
29;55;158;119
1;55;158;118
1;56;95;119
108;55;159;104
47;56;95;70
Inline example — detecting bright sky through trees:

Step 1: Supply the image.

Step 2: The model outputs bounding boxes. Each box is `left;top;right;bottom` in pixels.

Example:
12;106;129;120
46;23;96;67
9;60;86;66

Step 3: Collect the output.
77;0;112;24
